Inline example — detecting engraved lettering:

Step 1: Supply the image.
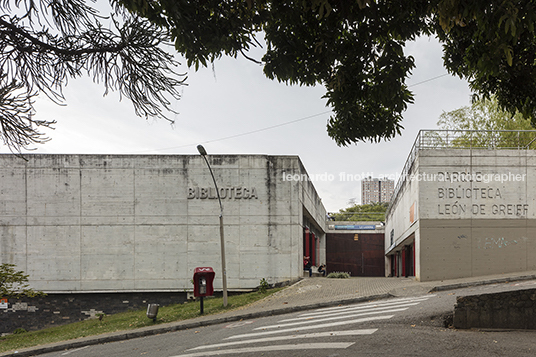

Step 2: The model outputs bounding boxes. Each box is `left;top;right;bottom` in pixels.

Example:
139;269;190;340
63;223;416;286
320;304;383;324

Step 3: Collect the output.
235;187;243;199
188;187;196;199
250;187;258;199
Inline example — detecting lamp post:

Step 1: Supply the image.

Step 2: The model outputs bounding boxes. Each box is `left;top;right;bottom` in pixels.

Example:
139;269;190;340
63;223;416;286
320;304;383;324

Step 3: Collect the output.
197;145;228;307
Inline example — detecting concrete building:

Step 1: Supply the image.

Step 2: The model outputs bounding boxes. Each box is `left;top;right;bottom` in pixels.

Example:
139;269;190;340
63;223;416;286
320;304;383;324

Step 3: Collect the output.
0;154;326;332
385;130;536;281
361;177;394;204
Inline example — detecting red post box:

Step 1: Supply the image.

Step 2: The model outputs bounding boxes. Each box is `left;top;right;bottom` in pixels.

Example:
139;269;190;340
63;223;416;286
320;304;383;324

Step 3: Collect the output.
193;267;215;297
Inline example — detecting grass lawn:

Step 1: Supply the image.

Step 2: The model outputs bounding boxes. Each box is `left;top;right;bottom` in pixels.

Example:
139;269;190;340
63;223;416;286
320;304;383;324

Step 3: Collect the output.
0;288;283;354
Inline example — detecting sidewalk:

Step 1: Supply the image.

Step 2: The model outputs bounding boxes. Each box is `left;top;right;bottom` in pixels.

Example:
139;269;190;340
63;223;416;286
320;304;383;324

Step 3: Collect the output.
3;270;536;357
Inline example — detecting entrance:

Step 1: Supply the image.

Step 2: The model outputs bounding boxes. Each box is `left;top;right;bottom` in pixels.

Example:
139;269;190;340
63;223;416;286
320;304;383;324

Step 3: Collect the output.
390;242;414;277
326;233;384;276
303;228;318;265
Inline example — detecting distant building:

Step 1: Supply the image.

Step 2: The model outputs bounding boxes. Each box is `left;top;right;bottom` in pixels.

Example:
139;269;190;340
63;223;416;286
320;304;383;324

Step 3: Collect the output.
361;177;394;204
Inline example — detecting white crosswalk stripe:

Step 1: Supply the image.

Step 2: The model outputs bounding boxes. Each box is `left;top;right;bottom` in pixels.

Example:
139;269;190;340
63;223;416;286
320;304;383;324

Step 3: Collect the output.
322;295;435;309
170;295;434;357
187;329;378;351
226;315;394;339
171;343;356;357
294;296;434;319
260;304;419;329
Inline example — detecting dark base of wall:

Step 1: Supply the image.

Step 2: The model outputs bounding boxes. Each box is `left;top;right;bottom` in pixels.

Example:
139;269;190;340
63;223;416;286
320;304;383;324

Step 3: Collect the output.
0;292;187;335
453;288;536;329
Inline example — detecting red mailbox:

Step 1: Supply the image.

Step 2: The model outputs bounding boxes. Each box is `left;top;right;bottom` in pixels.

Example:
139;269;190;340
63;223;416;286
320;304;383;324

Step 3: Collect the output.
193;267;215;297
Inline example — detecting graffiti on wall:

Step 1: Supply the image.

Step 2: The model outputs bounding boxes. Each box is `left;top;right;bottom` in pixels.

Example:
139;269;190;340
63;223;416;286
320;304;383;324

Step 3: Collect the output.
453;234;468;249
477;237;523;249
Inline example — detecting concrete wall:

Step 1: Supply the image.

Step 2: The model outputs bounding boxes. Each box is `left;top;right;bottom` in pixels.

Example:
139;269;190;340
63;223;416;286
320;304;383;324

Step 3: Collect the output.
0;154;326;292
418;149;532;221
385;156;421;278
453;288;536;329
385;164;420;248
387;148;536;281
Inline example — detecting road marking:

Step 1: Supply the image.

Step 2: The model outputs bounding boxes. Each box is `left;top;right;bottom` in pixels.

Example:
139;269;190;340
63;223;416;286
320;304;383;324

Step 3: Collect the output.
278;302;421;323
310;295;434;314
170;342;355;357
226;315;394;339
187;329;377;351
256;307;408;330
514;281;536;287
61;346;90;355
225;320;255;328
299;297;432;318
172;295;434;357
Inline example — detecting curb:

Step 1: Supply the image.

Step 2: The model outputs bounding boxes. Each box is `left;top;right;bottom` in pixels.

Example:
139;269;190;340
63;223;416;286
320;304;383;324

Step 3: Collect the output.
429;274;536;293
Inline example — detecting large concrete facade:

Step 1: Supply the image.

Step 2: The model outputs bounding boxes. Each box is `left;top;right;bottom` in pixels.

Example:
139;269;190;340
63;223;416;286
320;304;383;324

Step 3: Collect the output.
386;136;536;281
0;154;326;292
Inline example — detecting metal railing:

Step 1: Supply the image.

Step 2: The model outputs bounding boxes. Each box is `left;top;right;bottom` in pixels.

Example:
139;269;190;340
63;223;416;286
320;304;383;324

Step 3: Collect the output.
386;130;536;214
418;129;536;150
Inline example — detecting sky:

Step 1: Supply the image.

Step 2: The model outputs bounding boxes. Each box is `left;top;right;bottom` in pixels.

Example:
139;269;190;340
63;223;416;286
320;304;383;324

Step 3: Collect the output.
1;35;472;213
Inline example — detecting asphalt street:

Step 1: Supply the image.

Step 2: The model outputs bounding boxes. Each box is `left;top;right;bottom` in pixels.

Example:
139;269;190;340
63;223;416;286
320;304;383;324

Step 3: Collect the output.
33;280;536;357
4;272;536;357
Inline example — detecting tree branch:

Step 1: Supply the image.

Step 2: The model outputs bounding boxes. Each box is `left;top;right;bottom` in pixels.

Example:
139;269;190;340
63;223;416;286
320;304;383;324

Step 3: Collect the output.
0;17;128;56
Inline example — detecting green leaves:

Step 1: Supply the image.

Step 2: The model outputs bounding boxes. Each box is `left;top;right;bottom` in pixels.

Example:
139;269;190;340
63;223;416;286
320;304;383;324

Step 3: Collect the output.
261;1;427;143
117;0;536;144
437;95;536;148
331;202;388;221
0;264;45;298
437;0;536;125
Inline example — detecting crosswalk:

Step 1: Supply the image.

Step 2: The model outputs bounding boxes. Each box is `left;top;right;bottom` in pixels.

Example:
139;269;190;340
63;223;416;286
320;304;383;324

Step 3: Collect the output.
170;295;435;357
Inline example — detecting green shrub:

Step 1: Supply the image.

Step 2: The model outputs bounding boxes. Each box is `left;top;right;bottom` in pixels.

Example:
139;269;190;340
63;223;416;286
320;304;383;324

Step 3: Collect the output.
258;278;270;293
13;328;27;334
326;272;351;279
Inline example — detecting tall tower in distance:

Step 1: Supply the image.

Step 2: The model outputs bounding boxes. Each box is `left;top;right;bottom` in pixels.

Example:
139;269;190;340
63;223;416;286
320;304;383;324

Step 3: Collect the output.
361;177;395;204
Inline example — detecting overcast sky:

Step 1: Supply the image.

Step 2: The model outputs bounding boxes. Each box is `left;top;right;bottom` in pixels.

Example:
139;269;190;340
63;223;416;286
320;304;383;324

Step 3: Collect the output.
1;35;471;213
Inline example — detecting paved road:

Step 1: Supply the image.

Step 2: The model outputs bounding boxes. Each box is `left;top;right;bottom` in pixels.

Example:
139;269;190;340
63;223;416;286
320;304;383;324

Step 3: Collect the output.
37;294;438;357
37;284;536;357
4;272;536;357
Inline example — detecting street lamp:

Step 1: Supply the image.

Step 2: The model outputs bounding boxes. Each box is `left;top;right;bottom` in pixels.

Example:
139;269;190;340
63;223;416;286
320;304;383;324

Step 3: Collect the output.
197;144;228;307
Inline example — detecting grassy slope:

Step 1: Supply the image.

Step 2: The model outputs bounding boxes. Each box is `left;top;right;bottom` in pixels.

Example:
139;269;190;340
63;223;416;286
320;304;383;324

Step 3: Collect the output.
0;288;283;354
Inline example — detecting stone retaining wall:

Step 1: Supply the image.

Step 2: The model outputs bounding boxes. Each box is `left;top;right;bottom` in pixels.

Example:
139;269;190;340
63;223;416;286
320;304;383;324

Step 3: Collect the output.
0;292;187;335
453;288;536;329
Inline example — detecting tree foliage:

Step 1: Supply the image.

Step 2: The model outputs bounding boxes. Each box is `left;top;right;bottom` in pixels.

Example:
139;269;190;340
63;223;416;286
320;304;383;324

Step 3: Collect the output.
436;0;536;122
330;202;388;222
0;0;186;152
0;263;44;298
118;0;536;146
436;96;536;148
4;1;536;151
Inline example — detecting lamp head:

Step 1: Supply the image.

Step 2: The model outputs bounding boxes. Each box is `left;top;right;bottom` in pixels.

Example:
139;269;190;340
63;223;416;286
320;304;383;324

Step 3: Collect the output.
197;144;207;156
